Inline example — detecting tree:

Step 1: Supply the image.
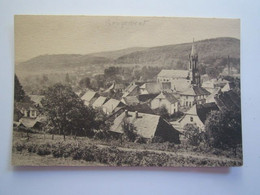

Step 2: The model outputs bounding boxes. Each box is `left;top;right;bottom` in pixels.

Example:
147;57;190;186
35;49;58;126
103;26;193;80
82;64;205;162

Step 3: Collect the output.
204;110;242;149
158;105;169;119
42;83;96;140
14;74;26;102
79;77;91;89
65;73;70;83
183;124;202;146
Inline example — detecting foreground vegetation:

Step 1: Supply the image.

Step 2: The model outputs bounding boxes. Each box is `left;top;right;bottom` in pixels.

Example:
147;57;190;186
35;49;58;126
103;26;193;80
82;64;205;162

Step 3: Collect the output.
12;132;242;167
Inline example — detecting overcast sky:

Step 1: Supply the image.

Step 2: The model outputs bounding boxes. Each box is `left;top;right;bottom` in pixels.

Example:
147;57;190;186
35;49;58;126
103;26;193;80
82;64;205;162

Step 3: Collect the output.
15;15;240;62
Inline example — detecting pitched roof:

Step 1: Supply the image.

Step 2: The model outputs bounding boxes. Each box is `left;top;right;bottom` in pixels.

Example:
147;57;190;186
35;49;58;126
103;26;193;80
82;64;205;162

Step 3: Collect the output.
214;90;240;112
122;96;139;106
180;86;210;96
122;84;139;97
19;118;37;128
102;99;124;113
140;83;161;94
81;90;97;102
206;88;221;103
92;96;108;108
110;111;161;139
183;102;219;124
221;82;235;92
154;92;178;104
158;69;190;78
126;104;154;114
29;95;44;106
138;94;158;103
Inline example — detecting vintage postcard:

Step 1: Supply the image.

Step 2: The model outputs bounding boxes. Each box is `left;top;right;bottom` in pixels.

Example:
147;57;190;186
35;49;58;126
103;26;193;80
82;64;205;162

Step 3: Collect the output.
13;15;242;167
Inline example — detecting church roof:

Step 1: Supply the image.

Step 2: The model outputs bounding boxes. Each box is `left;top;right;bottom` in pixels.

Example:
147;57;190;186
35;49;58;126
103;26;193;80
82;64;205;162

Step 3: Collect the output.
157;69;190;79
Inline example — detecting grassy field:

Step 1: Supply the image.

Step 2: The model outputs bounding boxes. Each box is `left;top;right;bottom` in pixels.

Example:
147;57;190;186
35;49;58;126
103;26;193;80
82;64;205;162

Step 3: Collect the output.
12;131;242;167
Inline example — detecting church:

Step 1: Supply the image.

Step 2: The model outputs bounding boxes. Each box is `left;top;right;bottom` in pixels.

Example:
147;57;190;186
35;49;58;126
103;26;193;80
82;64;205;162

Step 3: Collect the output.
157;40;210;108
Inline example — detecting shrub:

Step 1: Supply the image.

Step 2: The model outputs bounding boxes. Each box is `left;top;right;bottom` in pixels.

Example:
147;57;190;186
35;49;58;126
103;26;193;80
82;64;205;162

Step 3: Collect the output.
37;144;52;156
15;142;25;152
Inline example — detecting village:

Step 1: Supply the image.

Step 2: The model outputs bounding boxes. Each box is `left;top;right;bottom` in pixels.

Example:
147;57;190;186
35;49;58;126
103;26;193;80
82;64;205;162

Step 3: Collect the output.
11;38;244;166
13;40;240;146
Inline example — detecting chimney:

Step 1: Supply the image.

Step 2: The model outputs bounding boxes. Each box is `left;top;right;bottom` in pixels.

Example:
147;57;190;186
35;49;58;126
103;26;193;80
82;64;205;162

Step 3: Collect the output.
135;111;138;118
125;110;128;117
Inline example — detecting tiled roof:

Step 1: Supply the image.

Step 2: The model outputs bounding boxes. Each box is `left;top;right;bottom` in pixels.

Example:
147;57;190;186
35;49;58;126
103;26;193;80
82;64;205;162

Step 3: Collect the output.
110;111;161;139
158;69;190;78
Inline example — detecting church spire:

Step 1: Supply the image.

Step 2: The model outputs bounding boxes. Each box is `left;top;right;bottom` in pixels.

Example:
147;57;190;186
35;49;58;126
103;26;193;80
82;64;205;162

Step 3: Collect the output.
190;38;197;57
189;38;200;86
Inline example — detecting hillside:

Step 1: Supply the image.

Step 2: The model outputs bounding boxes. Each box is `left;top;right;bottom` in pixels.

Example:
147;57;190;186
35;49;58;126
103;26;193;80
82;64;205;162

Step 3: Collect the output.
16;54;112;72
115;37;240;67
90;47;147;59
16;37;240;73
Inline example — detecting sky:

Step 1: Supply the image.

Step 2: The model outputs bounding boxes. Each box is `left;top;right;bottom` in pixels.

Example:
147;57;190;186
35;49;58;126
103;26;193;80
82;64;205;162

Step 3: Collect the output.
15;15;240;62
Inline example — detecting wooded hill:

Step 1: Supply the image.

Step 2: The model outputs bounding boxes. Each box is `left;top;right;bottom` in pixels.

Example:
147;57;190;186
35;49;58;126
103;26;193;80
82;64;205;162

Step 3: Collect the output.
16;37;240;73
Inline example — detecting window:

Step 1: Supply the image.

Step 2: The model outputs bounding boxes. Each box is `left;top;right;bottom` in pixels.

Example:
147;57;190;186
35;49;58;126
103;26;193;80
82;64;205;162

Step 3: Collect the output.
190;117;193;122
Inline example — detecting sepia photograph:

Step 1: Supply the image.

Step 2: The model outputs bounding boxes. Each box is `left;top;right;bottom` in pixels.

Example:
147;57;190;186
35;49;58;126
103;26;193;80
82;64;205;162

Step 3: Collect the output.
12;15;242;167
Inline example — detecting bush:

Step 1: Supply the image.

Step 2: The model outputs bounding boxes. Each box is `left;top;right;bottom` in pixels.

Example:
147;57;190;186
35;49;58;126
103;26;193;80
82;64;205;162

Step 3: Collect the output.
37;144;52;156
15;142;25;152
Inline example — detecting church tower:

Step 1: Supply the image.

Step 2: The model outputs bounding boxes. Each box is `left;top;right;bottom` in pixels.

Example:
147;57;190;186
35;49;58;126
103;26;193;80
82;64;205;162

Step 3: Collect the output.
189;39;201;86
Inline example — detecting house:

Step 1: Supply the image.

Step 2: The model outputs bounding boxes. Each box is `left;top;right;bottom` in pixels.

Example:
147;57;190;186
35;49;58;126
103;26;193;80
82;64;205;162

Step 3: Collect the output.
139;83;161;95
214;90;240;112
121;96;139;106
105;82;125;93
15;102;39;119
126;104;155;114
122;83;140;97
206;88;221;103
151;92;179;114
179;85;210;107
81;90;99;106
29;95;44;107
202;78;229;93
18;114;47;131
157;69;191;92
102;98;125;115
221;82;235;92
110;110;180;143
13;107;23;122
179;102;219;131
138;94;158;103
92;96;109;109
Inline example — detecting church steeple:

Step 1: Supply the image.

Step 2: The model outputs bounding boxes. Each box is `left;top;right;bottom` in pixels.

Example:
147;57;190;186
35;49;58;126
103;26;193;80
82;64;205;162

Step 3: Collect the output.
189;39;200;86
